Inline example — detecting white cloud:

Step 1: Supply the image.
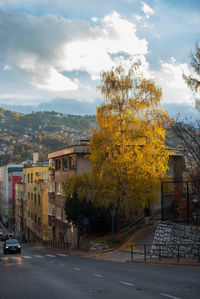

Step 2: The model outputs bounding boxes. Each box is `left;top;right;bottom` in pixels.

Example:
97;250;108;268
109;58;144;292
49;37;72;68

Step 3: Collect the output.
1;8;195;113
141;1;154;19
32;67;78;91
134;14;142;22
3;65;12;71
142;22;148;28
153;58;198;106
61;11;148;80
91;17;98;22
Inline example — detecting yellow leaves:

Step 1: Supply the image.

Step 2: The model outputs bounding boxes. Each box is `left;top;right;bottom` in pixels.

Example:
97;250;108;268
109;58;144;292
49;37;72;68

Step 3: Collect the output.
90;64;171;215
64;173;90;200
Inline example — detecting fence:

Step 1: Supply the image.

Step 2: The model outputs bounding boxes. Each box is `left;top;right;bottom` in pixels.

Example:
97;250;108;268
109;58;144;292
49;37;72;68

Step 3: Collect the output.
161;180;200;225
43;241;69;252
130;243;200;263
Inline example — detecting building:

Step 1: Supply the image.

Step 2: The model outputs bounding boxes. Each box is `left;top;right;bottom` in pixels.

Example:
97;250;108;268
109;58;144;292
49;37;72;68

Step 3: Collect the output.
0;164;23;229
15;182;24;239
48;140;91;241
23;166;51;242
152;147;185;218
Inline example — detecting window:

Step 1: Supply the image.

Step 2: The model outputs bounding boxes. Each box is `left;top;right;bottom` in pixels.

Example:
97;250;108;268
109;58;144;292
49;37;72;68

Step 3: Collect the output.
34;194;37;204
38;217;41;226
31;213;33;221
69;157;75;170
38;194;41;206
31;173;33;183
42;172;48;181
28;192;30;200
55;159;61;170
28;211;30;218
63;158;68;170
28;174;30;183
56;183;61;194
31;193;33;201
34;215;37;224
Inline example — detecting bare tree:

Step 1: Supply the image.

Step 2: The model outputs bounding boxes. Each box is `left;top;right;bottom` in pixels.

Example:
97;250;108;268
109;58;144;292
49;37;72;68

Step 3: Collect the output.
183;42;200;110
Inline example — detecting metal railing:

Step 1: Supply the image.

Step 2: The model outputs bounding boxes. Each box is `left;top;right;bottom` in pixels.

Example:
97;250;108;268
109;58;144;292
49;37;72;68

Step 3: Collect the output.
130;243;200;263
43;241;69;252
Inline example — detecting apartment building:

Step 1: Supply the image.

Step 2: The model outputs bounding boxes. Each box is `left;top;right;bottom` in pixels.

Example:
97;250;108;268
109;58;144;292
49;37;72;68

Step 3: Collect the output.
23;166;51;242
15;182;24;239
48;140;91;241
0;164;23;228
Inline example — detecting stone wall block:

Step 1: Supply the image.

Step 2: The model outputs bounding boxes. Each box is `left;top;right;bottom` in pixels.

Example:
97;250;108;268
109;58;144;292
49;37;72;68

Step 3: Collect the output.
151;222;200;258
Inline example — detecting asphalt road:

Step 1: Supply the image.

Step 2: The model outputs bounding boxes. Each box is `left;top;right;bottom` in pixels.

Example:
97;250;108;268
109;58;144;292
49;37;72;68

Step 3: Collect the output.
0;241;200;299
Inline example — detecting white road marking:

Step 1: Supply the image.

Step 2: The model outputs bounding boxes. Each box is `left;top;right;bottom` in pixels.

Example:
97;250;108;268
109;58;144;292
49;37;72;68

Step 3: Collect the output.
33;255;44;258
45;254;56;257
73;267;80;271
160;293;182;299
22;255;32;259
10;256;20;260
56;254;68;257
120;281;135;287
93;274;103;278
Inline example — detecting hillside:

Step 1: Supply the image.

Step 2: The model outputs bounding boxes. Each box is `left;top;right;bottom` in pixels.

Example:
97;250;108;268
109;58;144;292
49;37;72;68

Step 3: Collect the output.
0;108;96;165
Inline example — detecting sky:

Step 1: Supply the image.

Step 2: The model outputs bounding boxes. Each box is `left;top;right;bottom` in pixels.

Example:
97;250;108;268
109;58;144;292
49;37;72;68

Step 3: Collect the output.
0;0;199;116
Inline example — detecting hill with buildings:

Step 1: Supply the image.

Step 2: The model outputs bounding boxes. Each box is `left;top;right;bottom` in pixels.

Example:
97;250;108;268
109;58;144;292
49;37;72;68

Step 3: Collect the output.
0;108;96;165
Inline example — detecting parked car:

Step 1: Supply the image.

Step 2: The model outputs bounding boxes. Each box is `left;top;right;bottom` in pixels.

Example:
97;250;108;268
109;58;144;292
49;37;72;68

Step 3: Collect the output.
3;239;21;254
0;231;3;238
1;234;9;241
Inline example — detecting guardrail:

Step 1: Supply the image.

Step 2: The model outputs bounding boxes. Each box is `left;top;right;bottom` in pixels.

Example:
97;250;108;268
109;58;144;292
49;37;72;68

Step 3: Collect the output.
130;243;200;263
43;241;69;252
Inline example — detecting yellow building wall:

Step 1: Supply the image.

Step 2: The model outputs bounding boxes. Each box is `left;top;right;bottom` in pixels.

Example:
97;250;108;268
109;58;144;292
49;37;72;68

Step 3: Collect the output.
24;166;52;241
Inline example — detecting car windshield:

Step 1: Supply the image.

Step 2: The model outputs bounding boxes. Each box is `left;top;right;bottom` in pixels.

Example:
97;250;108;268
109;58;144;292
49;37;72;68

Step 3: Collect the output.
6;239;19;245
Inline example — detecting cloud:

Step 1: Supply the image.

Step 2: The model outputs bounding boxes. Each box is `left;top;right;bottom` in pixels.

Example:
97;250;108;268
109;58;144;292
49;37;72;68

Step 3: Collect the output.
0;10;149;93
134;14;142;22
3;65;12;71
0;10;93;92
141;1;154;18
32;67;78;91
0;6;197;117
61;11;148;79
153;58;199;106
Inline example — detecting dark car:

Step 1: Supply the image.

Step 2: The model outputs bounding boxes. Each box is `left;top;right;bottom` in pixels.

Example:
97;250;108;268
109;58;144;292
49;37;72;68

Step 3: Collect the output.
1;234;9;241
3;239;21;254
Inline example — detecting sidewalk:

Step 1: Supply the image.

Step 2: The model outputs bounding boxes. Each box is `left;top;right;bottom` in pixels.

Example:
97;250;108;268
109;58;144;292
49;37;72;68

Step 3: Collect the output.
21;225;200;267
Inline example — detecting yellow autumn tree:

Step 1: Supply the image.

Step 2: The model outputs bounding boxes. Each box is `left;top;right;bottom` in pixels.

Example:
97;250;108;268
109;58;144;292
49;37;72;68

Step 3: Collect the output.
90;64;172;216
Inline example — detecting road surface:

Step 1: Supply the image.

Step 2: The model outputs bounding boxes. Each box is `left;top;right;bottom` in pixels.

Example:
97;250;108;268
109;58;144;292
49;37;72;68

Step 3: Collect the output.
0;241;199;299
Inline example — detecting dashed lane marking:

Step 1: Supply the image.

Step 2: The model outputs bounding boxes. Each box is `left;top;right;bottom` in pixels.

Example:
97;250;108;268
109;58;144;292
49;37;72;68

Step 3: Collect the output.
73;267;80;271
33;255;44;258
160;293;182;299
45;254;56;257
22;255;32;259
56;254;68;257
120;281;135;287
93;274;103;278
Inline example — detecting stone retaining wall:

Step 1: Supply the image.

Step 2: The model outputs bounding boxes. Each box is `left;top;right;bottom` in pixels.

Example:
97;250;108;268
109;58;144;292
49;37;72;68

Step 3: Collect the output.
151;222;200;257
